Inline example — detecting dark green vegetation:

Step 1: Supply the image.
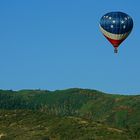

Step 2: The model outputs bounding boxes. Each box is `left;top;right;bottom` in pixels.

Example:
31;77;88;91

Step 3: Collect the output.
0;88;140;140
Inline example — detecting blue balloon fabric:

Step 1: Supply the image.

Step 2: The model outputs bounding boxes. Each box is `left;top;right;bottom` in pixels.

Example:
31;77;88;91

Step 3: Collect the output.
100;12;133;34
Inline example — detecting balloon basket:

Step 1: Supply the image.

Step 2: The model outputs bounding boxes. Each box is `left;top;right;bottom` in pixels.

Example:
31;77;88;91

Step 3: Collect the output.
114;49;118;53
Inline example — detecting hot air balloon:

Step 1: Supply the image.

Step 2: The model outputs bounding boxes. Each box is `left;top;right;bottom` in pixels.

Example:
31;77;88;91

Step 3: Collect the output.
99;12;133;53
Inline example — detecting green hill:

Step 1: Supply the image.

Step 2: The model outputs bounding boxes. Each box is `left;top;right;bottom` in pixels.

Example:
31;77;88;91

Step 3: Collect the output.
0;88;140;139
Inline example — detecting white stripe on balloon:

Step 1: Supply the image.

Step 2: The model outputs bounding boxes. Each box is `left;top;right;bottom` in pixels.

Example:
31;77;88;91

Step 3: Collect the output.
99;25;131;40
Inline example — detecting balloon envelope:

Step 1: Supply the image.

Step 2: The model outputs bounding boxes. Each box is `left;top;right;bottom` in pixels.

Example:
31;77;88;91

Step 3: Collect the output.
99;12;133;53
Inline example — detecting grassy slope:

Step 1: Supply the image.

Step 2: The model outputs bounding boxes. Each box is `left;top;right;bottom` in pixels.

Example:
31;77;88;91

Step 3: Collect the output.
0;110;130;140
0;88;140;139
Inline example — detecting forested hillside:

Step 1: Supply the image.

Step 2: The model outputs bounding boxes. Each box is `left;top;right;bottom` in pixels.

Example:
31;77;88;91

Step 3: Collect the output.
0;88;139;140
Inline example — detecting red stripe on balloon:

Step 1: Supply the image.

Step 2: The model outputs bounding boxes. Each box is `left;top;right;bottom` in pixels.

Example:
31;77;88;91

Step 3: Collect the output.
104;35;124;48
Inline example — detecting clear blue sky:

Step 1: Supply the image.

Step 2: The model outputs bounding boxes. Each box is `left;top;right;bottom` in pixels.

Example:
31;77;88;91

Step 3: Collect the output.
0;0;140;94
